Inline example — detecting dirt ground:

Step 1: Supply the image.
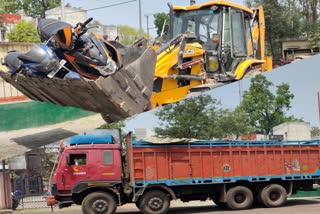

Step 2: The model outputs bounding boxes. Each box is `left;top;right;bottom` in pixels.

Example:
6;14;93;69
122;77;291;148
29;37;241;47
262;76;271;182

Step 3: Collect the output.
14;197;320;214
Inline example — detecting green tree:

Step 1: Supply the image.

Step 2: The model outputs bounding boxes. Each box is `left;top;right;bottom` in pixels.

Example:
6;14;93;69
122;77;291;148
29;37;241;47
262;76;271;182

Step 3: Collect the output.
7;20;40;42
246;0;305;57
309;23;320;49
4;0;60;18
154;95;253;139
216;107;255;139
0;0;20;13
154;95;220;139
40;150;56;184
153;12;169;37
99;120;125;129
299;0;319;24
118;25;140;45
240;74;298;135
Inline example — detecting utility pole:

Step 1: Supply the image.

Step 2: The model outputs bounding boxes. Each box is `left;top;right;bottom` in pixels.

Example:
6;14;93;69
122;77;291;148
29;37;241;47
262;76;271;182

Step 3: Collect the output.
2;160;7;209
61;0;65;21
238;81;242;104
318;91;320;127
146;15;149;40
138;0;143;37
145;13;156;41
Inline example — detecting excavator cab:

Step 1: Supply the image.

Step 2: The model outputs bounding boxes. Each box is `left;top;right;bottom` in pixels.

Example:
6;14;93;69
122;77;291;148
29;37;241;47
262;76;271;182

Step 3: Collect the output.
150;1;272;108
171;4;255;78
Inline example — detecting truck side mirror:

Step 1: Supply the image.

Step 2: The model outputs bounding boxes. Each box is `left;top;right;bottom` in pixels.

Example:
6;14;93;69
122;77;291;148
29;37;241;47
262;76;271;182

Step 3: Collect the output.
66;155;71;165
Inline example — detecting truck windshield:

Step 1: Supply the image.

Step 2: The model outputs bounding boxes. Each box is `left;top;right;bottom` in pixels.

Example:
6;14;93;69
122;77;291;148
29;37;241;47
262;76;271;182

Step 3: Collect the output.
173;9;220;48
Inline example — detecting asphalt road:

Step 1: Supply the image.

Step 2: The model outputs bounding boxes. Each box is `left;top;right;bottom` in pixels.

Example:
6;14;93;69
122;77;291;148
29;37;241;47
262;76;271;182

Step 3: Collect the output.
15;198;320;214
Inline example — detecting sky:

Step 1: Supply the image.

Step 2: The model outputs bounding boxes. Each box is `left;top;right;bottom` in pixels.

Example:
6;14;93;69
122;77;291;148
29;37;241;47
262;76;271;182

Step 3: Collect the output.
64;0;244;36
124;54;320;132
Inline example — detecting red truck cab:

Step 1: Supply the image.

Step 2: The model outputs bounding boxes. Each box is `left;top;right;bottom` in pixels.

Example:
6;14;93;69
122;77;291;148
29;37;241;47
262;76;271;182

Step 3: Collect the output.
51;132;123;208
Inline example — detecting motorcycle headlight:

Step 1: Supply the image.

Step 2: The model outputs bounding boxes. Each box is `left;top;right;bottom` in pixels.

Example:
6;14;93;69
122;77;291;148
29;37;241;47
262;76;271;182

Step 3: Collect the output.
96;59;118;76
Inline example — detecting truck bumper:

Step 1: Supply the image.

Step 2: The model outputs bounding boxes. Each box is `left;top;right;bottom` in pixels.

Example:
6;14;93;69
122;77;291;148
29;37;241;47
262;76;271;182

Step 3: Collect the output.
51;183;73;208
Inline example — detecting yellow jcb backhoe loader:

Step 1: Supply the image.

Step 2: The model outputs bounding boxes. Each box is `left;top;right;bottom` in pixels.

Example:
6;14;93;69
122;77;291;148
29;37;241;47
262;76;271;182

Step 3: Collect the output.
0;1;272;123
150;0;272;108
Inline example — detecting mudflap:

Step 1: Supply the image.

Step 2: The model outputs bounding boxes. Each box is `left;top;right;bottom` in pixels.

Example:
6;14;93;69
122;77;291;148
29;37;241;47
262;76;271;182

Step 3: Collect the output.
0;48;156;122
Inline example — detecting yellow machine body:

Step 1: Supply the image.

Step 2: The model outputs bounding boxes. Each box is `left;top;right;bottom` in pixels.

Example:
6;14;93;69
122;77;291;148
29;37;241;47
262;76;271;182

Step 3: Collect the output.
151;1;272;108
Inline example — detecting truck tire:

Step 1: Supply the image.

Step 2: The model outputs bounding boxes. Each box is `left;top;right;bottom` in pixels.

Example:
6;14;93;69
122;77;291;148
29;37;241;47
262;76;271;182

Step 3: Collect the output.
139;190;170;214
81;192;117;214
226;186;253;210
260;184;287;207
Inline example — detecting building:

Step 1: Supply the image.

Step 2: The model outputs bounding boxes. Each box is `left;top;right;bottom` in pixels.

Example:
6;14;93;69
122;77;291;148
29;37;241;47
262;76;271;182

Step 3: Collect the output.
103;25;120;40
134;128;154;140
88;20;119;40
0;14;21;41
0;13;34;42
0;14;22;42
273;122;311;141
45;6;87;26
45;6;120;40
282;38;319;61
9;149;45;195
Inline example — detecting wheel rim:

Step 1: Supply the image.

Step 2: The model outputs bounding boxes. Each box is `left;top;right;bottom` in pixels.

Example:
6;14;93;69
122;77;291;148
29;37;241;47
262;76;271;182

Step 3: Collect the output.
92;199;108;212
148;196;163;211
234;193;246;204
269;191;281;201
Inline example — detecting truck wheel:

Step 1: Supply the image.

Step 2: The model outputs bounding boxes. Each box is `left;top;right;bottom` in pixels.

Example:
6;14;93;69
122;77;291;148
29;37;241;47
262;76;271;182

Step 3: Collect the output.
226;186;253;210
260;184;287;207
82;192;117;214
139;190;170;214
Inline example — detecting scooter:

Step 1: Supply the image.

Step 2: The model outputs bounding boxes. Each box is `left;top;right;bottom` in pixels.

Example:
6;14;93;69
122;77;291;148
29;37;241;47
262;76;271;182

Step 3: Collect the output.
12;190;22;210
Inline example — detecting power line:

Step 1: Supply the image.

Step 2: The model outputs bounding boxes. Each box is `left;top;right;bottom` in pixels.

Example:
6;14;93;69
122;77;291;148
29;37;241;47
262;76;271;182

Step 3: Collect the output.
63;0;137;14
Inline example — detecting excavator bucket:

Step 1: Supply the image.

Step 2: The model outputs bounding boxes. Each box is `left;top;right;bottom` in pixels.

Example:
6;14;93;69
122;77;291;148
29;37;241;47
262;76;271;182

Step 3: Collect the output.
0;48;156;123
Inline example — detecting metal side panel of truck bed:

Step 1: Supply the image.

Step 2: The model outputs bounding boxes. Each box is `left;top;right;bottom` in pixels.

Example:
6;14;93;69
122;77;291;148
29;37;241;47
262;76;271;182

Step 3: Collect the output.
0;48;156;122
128;139;320;187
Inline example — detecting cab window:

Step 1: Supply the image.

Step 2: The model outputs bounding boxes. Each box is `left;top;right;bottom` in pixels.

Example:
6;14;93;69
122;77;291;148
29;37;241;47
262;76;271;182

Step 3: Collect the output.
173;9;220;49
223;9;231;49
103;150;113;165
70;154;87;165
245;15;254;57
231;11;247;57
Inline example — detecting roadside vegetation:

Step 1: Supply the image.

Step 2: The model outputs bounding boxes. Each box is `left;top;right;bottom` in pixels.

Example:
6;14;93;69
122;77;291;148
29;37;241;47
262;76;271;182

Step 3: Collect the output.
154;74;301;139
246;0;320;57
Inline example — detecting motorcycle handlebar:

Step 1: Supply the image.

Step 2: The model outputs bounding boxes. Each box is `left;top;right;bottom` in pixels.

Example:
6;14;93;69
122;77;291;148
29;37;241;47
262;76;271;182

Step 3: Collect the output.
74;17;93;36
82;17;93;27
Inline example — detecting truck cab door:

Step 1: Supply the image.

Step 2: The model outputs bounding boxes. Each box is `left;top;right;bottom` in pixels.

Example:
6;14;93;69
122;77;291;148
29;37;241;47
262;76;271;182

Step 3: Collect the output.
94;149;122;181
63;153;89;190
